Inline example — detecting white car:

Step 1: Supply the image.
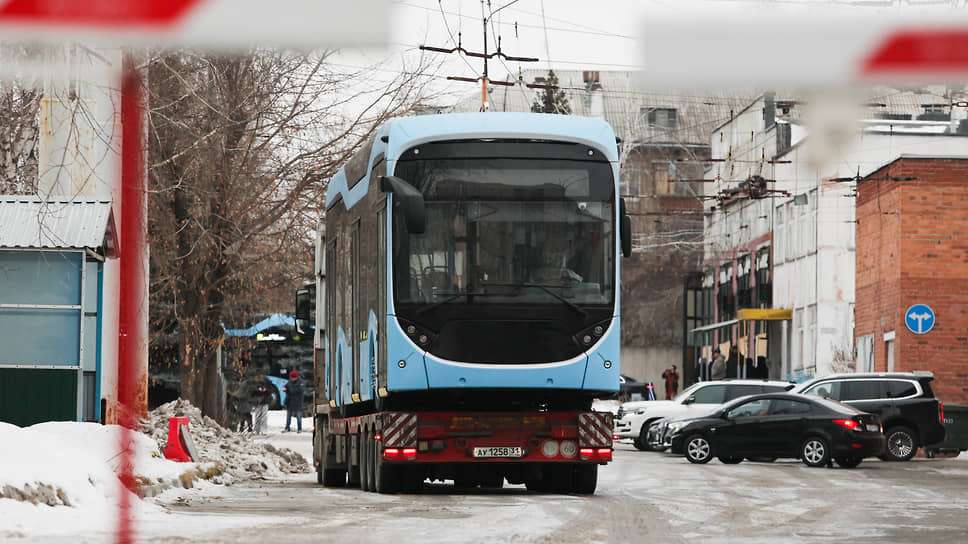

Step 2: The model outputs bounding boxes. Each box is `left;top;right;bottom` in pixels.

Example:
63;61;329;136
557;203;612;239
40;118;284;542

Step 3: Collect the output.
613;379;794;450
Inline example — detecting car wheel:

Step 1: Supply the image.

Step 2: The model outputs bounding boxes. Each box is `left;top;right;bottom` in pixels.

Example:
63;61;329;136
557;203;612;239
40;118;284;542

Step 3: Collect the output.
718;456;743;464
684;434;713;464
801;436;830;467
634;422;656;451
834;456;863;468
884;426;917;462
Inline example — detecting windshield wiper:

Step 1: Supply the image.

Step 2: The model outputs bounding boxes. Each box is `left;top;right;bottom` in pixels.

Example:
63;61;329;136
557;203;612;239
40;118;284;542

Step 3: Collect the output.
482;282;587;317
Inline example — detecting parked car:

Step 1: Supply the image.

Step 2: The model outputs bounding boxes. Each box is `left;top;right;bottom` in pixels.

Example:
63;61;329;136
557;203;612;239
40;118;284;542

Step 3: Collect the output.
619;374;654;402
791;372;946;462
614;379;794;451
669;392;886;467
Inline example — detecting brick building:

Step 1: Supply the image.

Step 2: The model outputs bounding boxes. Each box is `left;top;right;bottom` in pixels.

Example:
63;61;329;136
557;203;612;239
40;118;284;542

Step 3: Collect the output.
855;156;968;404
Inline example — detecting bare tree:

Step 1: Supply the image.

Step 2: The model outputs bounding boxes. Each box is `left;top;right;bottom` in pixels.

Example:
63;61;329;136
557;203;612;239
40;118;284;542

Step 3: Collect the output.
147;49;434;420
0;45;42;194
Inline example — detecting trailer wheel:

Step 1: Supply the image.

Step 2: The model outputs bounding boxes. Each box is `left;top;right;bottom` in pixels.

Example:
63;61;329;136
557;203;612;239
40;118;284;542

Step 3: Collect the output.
360;430;371;492
367;431;378;492
571;464;597;495
347;434;361;487
374;441;399;494
319;423;346;487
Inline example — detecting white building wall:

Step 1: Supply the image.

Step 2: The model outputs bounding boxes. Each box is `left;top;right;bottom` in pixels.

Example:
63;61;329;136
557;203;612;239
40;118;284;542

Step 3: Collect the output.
37;47;126;419
773;129;968;379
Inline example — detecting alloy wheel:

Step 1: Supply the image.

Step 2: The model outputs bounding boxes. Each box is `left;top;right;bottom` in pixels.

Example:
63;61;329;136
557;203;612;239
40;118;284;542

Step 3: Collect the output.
802;438;827;466
685;435;712;464
887;428;915;461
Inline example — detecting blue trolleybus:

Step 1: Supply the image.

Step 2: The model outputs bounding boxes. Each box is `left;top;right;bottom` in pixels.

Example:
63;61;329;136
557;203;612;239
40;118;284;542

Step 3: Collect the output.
303;112;631;494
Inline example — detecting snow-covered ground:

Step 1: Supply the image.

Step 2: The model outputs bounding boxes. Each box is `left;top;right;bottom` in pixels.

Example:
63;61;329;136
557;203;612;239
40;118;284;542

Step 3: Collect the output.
0;405;310;542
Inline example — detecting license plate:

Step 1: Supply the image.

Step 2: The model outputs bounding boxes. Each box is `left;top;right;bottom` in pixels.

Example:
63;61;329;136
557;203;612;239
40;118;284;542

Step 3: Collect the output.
472;446;523;458
866;424;880;432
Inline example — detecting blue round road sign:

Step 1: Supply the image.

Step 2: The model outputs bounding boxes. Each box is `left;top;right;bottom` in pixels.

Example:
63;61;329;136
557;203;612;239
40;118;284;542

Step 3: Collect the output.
905;304;935;335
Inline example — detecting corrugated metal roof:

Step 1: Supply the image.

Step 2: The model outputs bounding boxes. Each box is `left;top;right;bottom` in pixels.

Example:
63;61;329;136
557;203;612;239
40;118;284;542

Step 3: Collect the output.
0;197;116;254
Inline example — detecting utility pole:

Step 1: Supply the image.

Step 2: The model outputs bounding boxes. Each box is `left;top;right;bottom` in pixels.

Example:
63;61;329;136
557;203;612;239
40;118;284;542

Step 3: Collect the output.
420;1;550;111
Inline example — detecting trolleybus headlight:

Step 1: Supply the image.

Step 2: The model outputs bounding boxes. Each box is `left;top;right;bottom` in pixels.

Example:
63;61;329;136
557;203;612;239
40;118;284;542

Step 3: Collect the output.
418;334;429;345
574;319;612;349
406;325;417;335
541;440;560;458
560;441;577;458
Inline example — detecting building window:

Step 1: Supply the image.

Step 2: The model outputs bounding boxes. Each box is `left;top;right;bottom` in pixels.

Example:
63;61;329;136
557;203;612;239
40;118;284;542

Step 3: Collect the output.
717;263;734;321
642;107;678;130
755;247;771;306
737;254;752;308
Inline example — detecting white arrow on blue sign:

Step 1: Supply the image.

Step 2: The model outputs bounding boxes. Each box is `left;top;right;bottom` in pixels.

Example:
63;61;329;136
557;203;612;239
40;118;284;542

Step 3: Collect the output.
905;304;935;335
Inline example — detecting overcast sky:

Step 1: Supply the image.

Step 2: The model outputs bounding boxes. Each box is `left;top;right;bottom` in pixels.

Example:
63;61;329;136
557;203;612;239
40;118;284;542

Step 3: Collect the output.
331;0;965;107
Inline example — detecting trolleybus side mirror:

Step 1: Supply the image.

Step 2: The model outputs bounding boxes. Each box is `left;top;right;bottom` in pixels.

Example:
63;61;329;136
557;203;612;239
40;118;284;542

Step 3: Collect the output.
380;175;426;234
295;284;315;334
620;198;632;258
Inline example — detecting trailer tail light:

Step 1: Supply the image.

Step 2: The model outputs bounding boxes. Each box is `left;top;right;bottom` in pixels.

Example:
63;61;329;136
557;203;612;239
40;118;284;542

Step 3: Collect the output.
939;401;944;423
578;447;612;462
382;447;418;461
833;419;860;430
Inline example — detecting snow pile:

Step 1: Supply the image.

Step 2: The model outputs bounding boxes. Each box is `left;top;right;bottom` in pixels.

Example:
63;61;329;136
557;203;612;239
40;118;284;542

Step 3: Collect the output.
0;420;186;511
145;399;308;483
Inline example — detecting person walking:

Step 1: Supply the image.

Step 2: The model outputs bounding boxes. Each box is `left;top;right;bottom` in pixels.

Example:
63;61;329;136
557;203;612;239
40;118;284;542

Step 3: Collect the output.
283;370;305;433
662;365;680;399
250;376;271;435
710;348;726;380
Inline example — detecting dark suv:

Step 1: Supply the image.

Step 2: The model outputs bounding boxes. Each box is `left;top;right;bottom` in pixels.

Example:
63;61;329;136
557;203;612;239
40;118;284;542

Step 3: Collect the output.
792;372;945;461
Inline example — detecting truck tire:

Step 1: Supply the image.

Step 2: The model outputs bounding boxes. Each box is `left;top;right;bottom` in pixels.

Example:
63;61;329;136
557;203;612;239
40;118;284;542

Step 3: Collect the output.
571;464;597;495
347;434;361;487
319;423;346;487
374;443;399;494
360;431;371;492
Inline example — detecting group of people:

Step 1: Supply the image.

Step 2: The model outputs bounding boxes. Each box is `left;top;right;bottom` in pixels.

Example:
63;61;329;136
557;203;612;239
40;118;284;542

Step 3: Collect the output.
652;346;772;400
246;370;306;434
697;345;770;382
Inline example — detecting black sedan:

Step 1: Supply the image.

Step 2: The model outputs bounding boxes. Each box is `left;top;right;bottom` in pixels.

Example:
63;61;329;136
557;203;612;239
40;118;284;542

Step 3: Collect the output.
668;393;885;468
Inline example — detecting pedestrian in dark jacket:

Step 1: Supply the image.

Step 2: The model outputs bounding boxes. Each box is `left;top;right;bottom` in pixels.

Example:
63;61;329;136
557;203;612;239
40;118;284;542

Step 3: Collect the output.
283;370;305;432
726;346;739;379
251;377;271;434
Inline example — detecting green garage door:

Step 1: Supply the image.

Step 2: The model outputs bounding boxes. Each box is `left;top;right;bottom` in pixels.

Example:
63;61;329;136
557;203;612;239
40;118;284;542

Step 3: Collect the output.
0;368;78;427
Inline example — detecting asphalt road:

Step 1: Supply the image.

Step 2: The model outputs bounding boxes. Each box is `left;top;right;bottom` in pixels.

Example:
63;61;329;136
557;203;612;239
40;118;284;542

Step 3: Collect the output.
154;441;968;543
